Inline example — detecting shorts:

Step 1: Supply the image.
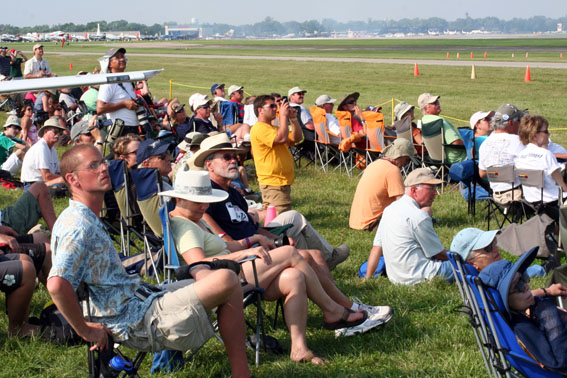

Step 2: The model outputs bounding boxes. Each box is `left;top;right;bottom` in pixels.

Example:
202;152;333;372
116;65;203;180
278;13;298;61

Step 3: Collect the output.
1;190;41;234
259;184;291;215
1;153;22;175
123;280;215;352
0;254;23;294
3;242;46;275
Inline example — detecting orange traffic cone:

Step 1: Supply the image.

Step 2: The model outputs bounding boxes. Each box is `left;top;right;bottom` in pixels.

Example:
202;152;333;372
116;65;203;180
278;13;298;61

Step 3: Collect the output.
524;65;531;82
471;64;477;79
456;52;460;59
470;51;474;59
69;62;73;69
446;51;450;58
413;63;420;76
484;51;487;58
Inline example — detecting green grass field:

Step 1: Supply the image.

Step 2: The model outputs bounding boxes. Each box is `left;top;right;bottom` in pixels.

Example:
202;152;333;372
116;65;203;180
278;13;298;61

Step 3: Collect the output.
0;38;566;377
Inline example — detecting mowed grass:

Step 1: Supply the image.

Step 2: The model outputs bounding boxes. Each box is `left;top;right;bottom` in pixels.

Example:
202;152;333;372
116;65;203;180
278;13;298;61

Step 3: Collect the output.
0;41;565;377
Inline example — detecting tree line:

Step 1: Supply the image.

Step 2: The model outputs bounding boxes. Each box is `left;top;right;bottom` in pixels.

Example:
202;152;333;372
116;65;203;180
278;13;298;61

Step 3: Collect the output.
1;15;567;37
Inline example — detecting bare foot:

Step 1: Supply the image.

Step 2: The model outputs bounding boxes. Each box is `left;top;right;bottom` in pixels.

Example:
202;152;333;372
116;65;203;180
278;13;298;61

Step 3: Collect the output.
291;350;327;365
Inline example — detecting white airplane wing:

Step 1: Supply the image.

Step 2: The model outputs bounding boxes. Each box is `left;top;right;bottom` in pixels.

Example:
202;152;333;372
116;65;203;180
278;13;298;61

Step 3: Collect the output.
0;69;164;94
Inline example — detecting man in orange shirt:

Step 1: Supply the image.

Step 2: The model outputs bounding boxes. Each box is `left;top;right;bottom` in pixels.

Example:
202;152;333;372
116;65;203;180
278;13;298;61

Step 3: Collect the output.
349;138;414;231
250;95;302;214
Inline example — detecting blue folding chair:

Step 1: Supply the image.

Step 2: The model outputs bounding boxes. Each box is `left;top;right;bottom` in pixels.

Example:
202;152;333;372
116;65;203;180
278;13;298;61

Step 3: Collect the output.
466;261;565;378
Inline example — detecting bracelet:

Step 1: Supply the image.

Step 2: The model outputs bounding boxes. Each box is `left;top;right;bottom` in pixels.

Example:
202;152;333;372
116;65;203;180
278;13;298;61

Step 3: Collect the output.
95;141;103;146
245;237;251;248
217;232;226;238
541;287;548;297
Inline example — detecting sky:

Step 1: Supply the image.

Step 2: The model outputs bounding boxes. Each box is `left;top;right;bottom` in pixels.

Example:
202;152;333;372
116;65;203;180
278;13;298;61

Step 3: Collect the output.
5;0;567;28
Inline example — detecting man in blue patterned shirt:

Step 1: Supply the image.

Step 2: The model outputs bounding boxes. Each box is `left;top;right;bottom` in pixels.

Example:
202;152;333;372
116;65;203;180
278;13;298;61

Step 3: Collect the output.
46;144;251;377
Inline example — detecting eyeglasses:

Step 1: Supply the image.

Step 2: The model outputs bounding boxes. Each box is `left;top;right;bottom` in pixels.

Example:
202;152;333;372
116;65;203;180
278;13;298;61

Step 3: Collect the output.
75;159;108;172
216;153;237;161
263;103;277;109
537;129;550;134
47;128;63;135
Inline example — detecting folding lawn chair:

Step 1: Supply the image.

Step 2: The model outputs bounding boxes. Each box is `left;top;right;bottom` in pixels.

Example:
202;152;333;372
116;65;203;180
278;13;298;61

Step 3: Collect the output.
485;165;525;229
362;110;385;164
159;199;269;367
421;118;451;192
466;266;566;378
393;117;422;174
311;107;345;173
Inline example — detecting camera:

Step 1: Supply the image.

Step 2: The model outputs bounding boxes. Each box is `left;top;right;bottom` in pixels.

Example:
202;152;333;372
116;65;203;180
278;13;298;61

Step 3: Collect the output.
134;98;152;136
96;114;113;130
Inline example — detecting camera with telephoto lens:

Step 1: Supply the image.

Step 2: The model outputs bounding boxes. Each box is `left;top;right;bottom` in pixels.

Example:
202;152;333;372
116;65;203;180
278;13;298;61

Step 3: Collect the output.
134;97;152;136
105;118;125;145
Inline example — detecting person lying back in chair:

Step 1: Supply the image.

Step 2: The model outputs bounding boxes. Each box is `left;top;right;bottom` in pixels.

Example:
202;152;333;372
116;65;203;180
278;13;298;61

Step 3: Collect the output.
451;227;567;297
46;145;252;378
480;247;567;371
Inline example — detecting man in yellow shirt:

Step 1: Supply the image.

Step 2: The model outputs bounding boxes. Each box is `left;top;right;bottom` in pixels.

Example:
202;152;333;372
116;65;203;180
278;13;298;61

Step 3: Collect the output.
250;95;303;214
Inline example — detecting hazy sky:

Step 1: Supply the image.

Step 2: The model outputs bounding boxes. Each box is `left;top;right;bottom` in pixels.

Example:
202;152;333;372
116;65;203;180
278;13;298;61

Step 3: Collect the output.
6;0;567;27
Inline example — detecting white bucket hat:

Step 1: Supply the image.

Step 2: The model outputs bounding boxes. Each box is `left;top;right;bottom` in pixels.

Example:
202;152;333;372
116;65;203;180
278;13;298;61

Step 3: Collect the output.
159;169;228;203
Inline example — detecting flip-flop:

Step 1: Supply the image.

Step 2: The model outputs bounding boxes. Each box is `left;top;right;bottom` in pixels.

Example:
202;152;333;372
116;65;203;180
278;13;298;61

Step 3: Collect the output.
322;307;367;330
292;351;327;365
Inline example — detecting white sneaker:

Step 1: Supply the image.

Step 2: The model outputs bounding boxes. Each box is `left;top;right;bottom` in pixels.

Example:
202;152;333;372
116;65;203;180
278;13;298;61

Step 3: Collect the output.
334;316;384;337
351;297;394;325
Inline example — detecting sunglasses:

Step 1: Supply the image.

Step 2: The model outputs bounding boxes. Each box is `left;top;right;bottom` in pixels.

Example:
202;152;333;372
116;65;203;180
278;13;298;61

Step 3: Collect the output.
347;100;357;105
483;117;492;122
47;128;63;135
263;103;277;109
199;105;210;110
216;153;238;161
513;272;530;293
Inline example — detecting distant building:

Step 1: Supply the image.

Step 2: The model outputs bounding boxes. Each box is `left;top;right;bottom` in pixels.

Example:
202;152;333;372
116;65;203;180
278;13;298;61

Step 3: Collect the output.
164;25;201;40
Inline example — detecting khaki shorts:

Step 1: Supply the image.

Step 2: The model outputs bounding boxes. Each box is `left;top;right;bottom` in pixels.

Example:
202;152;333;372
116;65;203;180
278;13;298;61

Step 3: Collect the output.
493;187;522;204
260;184;291;215
124;280;216;352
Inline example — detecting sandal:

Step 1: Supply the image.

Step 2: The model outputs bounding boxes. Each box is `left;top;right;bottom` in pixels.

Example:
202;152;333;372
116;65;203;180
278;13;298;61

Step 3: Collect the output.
322;307;367;330
292;351;327;365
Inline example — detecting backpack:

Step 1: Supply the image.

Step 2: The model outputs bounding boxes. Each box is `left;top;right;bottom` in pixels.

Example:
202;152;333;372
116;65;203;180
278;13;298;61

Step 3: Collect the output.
38;301;83;346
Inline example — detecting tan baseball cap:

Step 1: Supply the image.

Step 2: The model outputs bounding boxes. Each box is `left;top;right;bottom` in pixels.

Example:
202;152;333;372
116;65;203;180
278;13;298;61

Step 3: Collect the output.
417;93;440;109
382;138;414;160
404;167;444;187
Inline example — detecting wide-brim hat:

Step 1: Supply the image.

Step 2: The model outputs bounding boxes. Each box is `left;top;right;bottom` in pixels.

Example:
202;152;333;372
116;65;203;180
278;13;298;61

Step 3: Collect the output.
38;117;67;137
382;138;414;160
479;246;538;313
177;132;209;151
404;167;444;187
190;132;246;168
4;115;21;129
450;228;500;262
159;169;228;203
70;119;91;140
288;86;307;97
394;101;415;121
315;94;336;106
227;85;244;97
338;92;360;110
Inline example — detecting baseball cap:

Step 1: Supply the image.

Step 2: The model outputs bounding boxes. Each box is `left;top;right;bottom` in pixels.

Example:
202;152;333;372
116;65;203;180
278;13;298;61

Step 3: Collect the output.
394;102;415;121
404;167;444;187
492;104;526;125
33;43;44;51
211;83;225;95
97;47;126;73
288;86;306;97
227;85;244;97
417;93;440;109
315;94;336;106
450;228;500;261
172;103;185;113
469;111;495;129
136;138;172;165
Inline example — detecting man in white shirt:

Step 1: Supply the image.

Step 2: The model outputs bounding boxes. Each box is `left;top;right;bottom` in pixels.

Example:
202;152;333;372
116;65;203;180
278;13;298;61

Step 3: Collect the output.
23;44;54;79
96;48;140;134
374;168;453;285
21;117;66;186
288;86;314;130
478;104;526;203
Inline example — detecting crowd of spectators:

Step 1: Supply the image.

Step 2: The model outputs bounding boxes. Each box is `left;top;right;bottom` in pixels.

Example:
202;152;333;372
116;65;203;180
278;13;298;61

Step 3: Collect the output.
1;44;566;375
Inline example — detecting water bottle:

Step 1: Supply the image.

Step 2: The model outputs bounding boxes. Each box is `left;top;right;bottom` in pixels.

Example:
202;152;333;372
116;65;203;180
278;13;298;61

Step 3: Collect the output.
108;355;133;377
